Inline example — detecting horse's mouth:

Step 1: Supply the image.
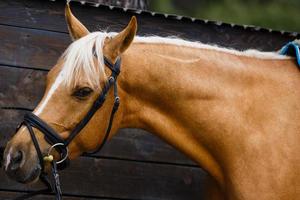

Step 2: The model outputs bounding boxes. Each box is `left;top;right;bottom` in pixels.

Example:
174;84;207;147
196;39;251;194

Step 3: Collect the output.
20;165;41;184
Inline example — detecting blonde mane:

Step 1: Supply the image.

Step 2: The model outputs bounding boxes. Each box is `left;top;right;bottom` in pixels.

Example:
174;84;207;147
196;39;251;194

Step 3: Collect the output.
61;32;107;88
61;32;289;88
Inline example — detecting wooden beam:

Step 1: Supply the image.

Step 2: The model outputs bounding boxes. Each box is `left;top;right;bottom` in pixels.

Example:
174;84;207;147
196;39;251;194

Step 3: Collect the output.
0;191;116;200
0;157;208;200
0;25;69;70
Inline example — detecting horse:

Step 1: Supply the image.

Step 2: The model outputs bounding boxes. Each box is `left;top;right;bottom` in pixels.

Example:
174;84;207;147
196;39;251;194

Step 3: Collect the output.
3;3;300;200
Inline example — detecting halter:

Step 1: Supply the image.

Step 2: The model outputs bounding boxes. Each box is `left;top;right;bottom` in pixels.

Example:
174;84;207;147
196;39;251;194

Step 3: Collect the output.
13;56;121;200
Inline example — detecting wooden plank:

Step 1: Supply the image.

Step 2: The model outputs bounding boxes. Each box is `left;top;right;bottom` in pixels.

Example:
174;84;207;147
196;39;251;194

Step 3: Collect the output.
0;191;115;200
0;0;297;51
0;25;69;70
0;157;208;200
0;65;46;108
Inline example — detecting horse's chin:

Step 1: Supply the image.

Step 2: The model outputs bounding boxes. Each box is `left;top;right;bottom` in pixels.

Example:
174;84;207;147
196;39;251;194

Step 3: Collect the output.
7;164;41;184
20;166;41;184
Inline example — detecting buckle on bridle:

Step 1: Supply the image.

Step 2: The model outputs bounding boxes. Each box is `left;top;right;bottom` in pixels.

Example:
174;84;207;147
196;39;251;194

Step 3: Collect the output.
109;76;115;83
44;143;69;164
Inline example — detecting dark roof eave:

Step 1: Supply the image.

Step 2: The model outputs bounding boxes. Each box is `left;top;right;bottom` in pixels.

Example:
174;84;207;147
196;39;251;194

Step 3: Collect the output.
50;0;300;38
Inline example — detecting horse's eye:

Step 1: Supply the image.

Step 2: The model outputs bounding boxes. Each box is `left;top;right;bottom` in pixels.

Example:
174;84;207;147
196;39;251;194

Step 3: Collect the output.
72;87;93;99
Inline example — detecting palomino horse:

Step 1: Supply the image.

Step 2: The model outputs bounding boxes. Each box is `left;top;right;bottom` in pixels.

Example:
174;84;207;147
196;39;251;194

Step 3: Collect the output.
3;4;300;200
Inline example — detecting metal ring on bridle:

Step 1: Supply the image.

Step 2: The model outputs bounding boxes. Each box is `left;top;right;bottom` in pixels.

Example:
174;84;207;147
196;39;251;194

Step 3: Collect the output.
109;76;115;82
47;143;69;164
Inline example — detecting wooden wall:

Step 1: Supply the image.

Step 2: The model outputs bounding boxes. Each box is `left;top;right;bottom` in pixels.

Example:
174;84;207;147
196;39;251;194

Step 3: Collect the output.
0;0;298;199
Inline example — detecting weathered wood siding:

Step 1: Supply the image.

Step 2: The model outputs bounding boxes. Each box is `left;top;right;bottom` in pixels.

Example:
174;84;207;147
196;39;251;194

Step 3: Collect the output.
0;0;298;199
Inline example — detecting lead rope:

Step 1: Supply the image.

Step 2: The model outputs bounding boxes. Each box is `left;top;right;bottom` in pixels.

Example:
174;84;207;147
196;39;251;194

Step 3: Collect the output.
51;161;62;200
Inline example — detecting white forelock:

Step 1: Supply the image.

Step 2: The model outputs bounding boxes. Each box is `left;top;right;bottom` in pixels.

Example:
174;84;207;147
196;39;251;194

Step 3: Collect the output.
61;32;110;88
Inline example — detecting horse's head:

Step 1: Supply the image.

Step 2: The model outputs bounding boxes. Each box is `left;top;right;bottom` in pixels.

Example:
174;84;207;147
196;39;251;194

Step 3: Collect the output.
3;4;137;183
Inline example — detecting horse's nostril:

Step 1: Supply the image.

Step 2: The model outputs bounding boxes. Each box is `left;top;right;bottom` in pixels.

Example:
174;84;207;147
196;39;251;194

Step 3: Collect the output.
10;150;23;171
13;151;23;162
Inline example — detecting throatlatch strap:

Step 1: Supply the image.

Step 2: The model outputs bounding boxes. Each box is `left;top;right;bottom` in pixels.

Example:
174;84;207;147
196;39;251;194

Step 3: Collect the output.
84;86;120;155
64;57;121;146
64;76;115;146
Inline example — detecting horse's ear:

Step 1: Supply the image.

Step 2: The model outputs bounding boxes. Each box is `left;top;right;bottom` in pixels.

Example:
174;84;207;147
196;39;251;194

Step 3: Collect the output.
65;3;90;41
104;16;137;60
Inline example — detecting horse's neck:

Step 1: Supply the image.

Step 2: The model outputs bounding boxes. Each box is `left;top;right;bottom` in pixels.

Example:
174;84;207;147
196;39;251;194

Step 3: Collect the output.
118;42;300;187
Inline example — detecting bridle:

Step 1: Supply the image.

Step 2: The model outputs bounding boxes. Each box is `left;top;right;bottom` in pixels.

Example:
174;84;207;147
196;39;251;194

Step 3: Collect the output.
12;56;121;200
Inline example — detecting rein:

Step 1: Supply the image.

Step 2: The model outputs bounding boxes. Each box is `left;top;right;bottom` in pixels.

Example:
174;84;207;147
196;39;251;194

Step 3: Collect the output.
12;56;121;200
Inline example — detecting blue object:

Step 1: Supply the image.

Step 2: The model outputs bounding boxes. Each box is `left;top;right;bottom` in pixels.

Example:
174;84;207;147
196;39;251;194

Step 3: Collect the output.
279;41;300;67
